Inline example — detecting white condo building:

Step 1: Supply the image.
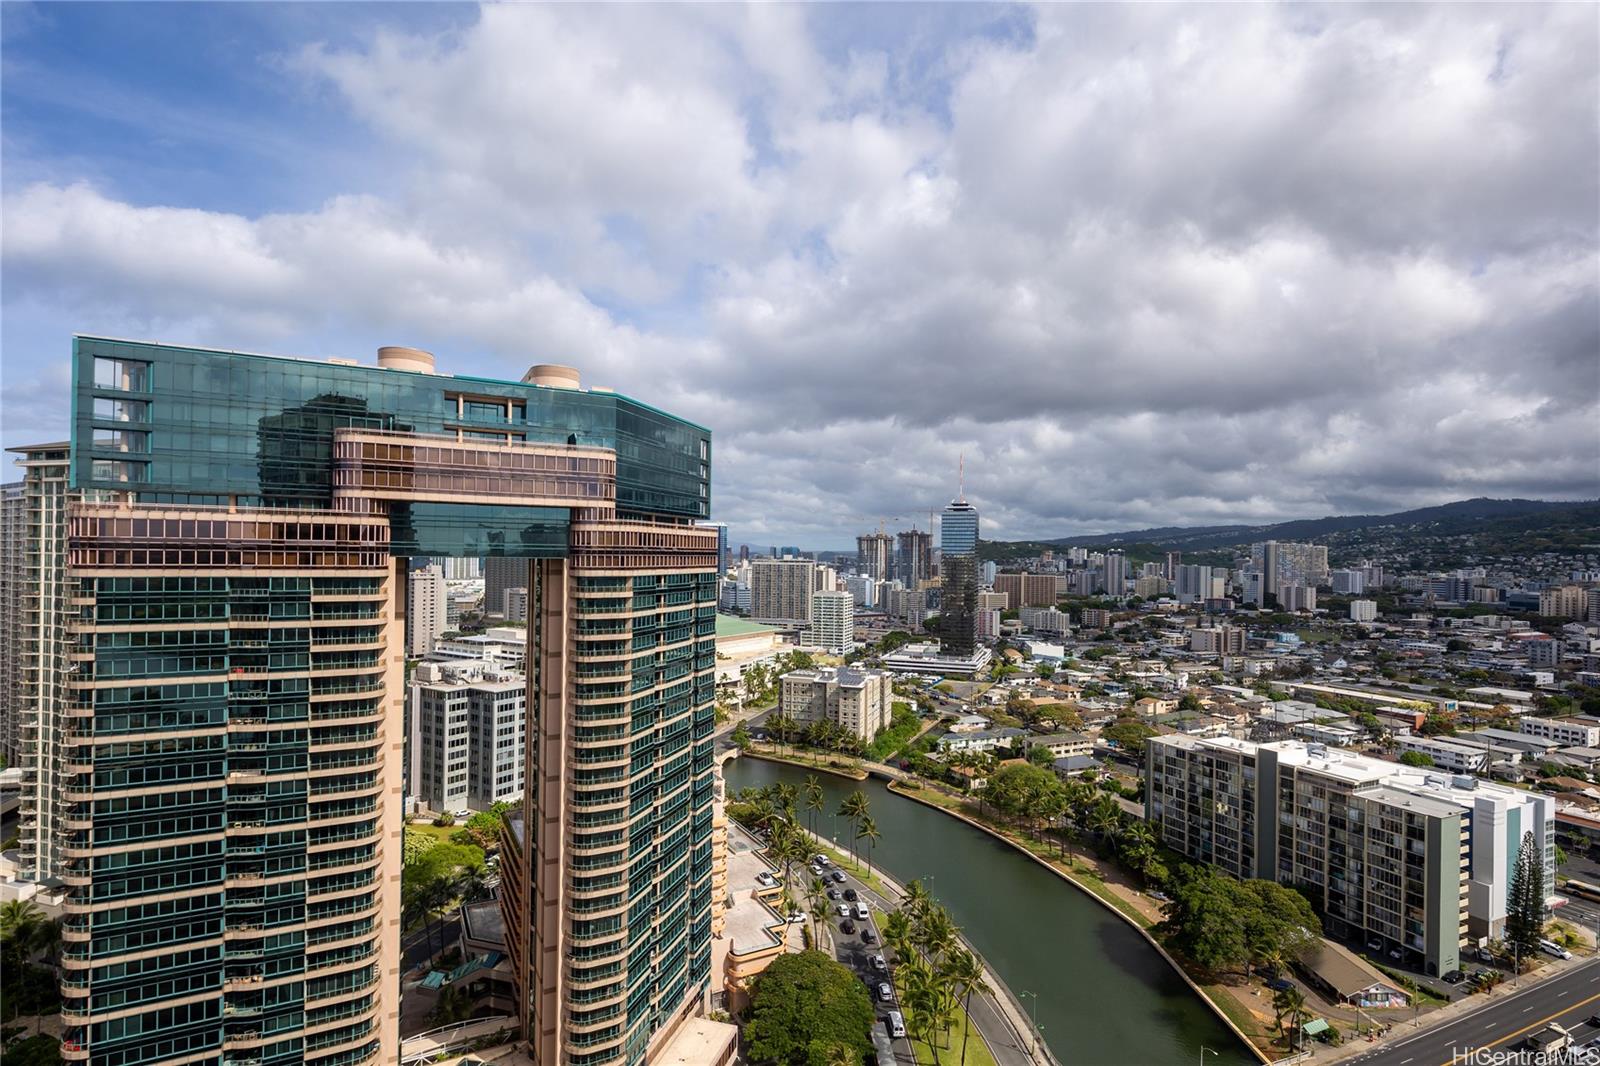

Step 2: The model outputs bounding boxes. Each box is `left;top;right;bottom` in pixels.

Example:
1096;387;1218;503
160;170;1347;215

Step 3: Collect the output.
809;589;855;654
407;562;449;657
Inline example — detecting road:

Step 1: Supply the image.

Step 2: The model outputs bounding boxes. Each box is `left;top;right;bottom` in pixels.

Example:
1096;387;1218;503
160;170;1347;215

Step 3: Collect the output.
1346;958;1600;1066
404;911;459;973
809;846;1040;1066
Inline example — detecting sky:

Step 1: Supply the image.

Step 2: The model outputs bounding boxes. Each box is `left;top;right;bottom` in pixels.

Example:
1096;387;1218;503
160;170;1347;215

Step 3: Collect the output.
3;2;1597;549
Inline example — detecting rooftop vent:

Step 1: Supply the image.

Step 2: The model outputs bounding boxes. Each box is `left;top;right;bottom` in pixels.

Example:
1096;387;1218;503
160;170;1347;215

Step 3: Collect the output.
377;346;436;374
523;364;581;390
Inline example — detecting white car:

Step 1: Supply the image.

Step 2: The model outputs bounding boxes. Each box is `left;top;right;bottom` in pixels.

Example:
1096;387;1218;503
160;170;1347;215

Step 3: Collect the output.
855;903;870;921
870;954;887;971
1540;939;1573;960
837;904;851;917
786;913;805;924
755;872;776;888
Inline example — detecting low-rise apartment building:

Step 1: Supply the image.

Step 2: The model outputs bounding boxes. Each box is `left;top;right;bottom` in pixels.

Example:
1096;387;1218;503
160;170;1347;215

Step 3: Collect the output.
1146;736;1556;978
1519;715;1600;748
1396;734;1489;774
780;666;892;741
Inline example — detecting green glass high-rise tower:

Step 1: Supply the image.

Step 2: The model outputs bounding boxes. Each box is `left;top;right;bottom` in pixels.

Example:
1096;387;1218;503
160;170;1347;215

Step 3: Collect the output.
53;338;718;1066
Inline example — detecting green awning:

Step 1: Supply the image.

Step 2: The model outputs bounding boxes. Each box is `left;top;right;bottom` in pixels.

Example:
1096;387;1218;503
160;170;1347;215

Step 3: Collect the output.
1301;1019;1329;1036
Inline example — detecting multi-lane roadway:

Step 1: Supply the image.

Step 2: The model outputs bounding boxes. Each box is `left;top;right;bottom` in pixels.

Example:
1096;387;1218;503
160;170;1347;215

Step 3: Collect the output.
1348;958;1600;1066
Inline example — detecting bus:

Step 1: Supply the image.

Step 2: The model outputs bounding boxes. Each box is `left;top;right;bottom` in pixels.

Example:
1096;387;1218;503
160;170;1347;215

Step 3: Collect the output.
1560;878;1600;902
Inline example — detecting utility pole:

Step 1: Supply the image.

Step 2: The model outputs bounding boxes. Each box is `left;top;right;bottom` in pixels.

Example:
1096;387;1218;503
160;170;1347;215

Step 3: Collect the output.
1200;1046;1218;1066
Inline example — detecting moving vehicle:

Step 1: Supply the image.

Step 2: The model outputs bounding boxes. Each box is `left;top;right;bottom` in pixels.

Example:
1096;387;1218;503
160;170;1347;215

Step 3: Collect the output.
1562;879;1600;903
855;903;870;921
837;904;851;917
844;888;858;902
862;928;877;944
841;919;857;935
877;982;894;1002
831;871;846;883
886;1010;906;1038
870;954;887;971
826;888;839;900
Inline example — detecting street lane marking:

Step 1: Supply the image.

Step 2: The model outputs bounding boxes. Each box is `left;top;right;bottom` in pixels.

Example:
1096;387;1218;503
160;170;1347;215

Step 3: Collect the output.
1435;988;1600;1066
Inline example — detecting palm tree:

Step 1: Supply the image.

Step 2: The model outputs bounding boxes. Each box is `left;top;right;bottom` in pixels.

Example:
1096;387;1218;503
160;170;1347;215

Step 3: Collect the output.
946;947;986;1066
1273;985;1308;1049
0;898;45;965
804;775;825;839
1087;794;1121;848
902;879;933;923
808;890;832;950
882;908;917;969
838;790;869;868
857;815;880;878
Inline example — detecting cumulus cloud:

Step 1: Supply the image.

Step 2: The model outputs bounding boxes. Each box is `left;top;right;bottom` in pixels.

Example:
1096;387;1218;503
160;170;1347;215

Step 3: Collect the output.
2;2;1595;545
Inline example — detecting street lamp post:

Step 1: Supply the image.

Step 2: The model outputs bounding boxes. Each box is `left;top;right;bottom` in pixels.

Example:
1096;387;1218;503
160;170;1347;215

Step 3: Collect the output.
1020;990;1041;1060
1200;1045;1218;1066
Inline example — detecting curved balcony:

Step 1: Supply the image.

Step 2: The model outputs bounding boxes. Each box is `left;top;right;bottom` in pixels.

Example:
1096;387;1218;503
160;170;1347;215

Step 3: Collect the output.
304;973;378;1007
567;1003;624;1033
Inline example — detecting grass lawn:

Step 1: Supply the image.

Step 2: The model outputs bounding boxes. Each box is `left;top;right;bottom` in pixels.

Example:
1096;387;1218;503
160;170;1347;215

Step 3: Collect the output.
897;998;1001;1066
406;821;460;844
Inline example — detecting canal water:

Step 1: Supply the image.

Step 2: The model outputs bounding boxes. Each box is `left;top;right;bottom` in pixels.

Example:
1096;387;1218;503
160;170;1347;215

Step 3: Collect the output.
723;757;1257;1066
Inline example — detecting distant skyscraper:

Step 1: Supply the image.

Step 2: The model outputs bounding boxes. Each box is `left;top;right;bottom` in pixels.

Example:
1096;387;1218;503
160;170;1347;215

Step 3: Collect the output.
1102;549;1127;595
1164;550;1182;581
857;531;893;581
484;554;525;616
896;528;933;587
939;468;981;656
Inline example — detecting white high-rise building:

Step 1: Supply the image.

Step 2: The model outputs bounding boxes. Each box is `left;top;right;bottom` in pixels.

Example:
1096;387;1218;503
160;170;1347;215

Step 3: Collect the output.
1350;599;1378;623
408;562;449;657
844;574;877;609
809;589;855;654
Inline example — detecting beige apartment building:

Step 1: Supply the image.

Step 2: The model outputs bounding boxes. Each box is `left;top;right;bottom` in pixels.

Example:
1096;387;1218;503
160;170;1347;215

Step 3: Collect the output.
780;666;892;741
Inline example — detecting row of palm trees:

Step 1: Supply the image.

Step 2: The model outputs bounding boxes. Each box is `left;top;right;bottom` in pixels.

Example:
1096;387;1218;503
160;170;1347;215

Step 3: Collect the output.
881;881;987;1066
737;779;881;879
401;861;494;970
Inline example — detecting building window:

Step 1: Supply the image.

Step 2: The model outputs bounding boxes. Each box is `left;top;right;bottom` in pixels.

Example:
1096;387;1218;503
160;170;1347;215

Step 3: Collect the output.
93;356;150;392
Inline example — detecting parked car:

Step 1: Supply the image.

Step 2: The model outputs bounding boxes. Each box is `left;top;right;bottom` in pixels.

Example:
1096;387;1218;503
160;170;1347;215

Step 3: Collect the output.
1442;970;1465;984
786;913;805;924
1540;939;1573;960
841;919;857;935
877;982;894;1002
844;888;858;902
886;1010;906;1039
1367;938;1383;953
1477;946;1496;962
1267;978;1294;992
1388;948;1402;961
756;872;776;888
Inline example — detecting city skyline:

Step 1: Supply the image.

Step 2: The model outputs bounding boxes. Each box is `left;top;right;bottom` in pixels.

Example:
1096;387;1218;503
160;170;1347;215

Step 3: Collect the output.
4;3;1597;546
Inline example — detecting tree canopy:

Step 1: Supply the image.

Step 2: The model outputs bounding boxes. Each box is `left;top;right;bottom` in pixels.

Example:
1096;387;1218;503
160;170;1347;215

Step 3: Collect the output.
744;950;875;1066
1159;865;1322;975
1506;830;1545;956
